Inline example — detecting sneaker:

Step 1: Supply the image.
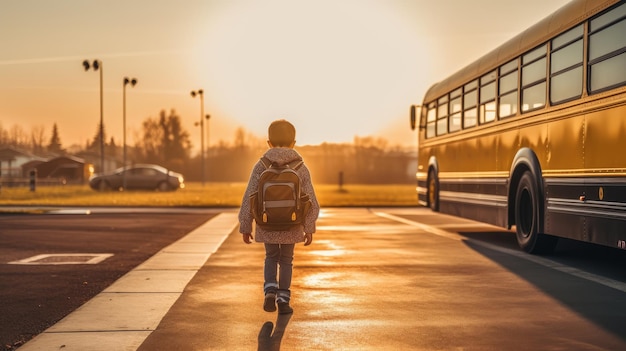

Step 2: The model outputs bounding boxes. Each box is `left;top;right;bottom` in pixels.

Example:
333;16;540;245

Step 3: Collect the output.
277;302;293;314
263;292;276;312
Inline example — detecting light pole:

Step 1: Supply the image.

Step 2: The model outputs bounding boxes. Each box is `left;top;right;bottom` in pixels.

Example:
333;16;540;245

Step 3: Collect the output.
82;59;104;173
191;89;205;186
123;77;137;190
204;114;211;182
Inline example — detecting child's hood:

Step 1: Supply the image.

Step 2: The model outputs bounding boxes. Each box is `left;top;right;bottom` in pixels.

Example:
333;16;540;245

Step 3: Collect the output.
263;147;302;166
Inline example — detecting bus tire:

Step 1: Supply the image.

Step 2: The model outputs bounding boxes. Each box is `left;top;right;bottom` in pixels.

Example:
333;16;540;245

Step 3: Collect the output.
427;169;439;212
514;171;557;254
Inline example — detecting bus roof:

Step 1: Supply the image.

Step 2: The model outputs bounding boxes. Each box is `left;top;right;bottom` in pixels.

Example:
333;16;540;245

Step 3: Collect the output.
422;0;620;104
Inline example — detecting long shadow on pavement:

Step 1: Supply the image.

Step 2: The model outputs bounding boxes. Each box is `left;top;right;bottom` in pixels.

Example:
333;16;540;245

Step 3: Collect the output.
463;238;626;342
258;313;292;351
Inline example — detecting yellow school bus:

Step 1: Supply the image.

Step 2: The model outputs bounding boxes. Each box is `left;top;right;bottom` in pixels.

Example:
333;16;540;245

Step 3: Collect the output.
410;0;626;253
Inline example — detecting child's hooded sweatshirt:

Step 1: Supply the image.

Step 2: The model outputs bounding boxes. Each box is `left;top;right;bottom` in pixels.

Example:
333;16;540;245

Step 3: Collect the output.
238;147;320;244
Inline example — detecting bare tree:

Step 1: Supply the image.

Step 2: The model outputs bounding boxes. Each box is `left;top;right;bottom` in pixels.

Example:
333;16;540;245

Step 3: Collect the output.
31;125;46;155
9;124;29;148
136;109;191;170
139;116;163;164
0;122;7;146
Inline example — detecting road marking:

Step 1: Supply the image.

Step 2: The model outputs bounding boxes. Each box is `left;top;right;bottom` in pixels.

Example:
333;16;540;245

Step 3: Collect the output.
17;212;238;351
317;225;405;232
375;211;626;293
8;253;113;265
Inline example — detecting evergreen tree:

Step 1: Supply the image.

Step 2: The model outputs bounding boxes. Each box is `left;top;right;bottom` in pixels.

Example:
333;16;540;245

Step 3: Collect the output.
89;123;106;151
107;137;117;159
47;123;64;154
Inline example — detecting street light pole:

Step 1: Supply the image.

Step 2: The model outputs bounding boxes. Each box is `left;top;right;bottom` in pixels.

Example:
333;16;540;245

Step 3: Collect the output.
191;89;205;186
205;114;210;181
123;77;137;190
82;59;104;173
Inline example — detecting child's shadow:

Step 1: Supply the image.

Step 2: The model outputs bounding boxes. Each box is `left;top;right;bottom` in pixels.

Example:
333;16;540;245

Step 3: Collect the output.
257;313;292;351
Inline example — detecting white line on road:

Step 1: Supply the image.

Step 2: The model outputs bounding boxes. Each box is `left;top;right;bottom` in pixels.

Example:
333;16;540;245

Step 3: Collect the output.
375;211;626;293
18;212;238;351
8;253;113;265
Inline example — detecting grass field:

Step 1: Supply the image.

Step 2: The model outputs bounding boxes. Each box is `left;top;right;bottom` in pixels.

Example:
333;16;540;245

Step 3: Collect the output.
0;183;418;208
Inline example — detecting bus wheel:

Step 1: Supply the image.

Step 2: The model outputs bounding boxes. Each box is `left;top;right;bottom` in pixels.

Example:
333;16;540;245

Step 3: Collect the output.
428;169;439;212
514;172;557;254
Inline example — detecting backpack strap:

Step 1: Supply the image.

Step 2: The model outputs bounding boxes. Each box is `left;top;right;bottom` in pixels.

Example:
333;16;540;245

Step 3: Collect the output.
287;158;304;170
260;156;304;170
259;157;272;169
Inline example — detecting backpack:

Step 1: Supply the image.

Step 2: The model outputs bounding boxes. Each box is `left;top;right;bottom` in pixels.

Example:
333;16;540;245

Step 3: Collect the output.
250;156;312;230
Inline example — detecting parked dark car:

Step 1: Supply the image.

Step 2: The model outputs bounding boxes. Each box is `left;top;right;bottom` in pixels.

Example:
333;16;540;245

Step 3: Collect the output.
89;164;184;191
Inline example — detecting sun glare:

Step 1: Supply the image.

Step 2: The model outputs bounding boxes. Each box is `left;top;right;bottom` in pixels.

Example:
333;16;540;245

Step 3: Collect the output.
190;0;427;145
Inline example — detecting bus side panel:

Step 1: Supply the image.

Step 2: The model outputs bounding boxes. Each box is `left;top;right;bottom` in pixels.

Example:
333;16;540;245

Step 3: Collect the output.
497;125;519;178
438;132;507;227
497;126;520;228
543;113;586;240
546;179;626;249
584;181;626;249
438;134;480;175
585;97;626;170
545;113;585;173
587;215;626;249
475;130;498;174
543;95;626;249
544;179;588;241
518;117;549;166
583;96;626;249
440;195;507;228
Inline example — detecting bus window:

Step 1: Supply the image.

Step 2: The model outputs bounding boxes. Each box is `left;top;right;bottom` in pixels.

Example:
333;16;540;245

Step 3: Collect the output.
499;59;518;118
589;1;626;31
500;59;518;74
588;2;626;93
463;80;478;128
449;88;462;132
480;71;496;124
426;102;436;138
521;44;547;112
522;82;547;111
437;96;448;136
551;25;583;104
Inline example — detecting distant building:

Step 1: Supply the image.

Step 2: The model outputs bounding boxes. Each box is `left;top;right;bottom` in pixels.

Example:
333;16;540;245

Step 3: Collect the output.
0;147;94;186
74;150;117;174
0;146;46;178
34;155;93;184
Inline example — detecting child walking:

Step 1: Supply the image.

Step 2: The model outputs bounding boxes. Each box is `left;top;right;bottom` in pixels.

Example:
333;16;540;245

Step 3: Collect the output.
239;119;320;314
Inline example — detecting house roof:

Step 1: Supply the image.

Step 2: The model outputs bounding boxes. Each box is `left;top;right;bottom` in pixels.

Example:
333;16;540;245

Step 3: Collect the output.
0;146;38;161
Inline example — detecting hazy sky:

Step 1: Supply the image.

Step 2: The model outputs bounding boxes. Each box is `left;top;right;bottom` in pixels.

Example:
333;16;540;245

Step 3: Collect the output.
0;0;570;153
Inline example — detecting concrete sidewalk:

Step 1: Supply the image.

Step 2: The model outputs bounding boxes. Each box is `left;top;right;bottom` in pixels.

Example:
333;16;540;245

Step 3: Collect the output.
19;211;238;351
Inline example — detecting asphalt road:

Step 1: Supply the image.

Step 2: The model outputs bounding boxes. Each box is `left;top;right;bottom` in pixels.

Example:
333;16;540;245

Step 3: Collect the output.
3;207;626;350
0;209;217;350
139;208;626;350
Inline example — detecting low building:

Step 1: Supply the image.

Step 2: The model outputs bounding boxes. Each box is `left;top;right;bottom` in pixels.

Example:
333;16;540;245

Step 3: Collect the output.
34;155;93;184
0;146;45;178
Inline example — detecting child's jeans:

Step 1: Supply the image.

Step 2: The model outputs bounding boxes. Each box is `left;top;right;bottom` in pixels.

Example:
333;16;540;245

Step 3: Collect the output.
264;243;295;297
